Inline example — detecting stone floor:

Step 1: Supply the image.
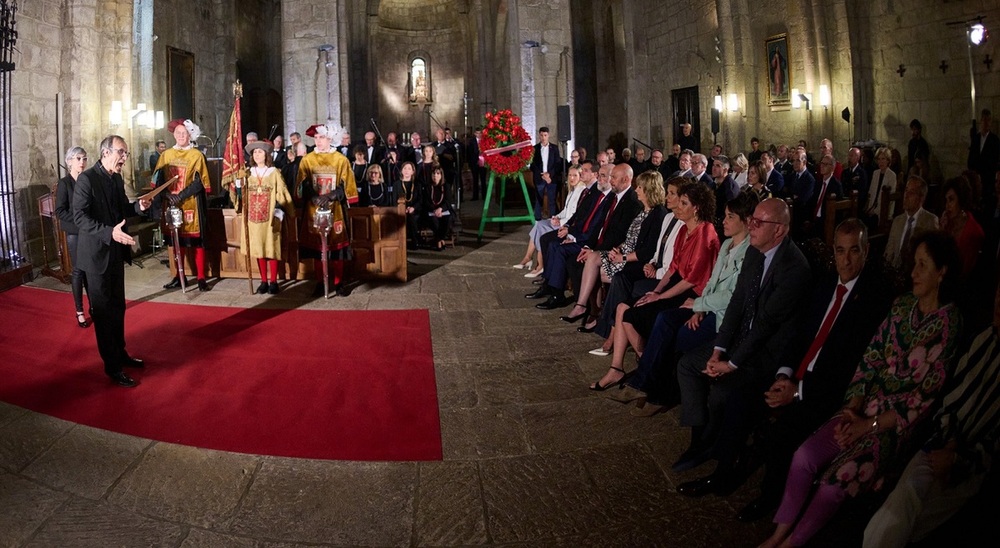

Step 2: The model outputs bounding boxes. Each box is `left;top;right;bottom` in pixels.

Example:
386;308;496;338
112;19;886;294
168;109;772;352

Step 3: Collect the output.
2;210;834;547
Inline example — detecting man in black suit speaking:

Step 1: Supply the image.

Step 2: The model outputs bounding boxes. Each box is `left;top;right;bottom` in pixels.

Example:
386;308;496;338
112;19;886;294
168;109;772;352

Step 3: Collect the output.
73;135;152;387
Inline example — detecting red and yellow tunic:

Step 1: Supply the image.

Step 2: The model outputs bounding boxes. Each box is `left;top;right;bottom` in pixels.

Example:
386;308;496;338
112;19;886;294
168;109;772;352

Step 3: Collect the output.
246;166;293;260
295;150;358;256
153;146;212;240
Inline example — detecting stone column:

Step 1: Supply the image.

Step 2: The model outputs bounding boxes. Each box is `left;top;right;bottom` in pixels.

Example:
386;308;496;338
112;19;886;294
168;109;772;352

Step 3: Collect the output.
281;0;345;134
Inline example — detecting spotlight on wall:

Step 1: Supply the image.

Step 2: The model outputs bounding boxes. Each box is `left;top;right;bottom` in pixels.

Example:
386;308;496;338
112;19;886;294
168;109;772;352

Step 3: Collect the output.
791;88;801;109
819;85;831;109
727;93;738;112
714;87;723;111
109;100;123;127
970;22;988;45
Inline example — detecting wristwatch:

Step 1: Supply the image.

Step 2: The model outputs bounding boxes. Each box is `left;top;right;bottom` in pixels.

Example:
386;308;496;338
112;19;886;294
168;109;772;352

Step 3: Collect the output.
871;415;880;433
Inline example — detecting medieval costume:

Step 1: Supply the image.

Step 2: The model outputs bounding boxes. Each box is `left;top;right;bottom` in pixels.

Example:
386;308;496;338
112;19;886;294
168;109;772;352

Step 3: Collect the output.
245;141;293;295
155;118;212;291
295;122;358;296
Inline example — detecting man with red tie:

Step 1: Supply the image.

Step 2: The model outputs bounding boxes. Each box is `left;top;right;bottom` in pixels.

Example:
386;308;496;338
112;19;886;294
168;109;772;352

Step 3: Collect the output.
721;219;892;521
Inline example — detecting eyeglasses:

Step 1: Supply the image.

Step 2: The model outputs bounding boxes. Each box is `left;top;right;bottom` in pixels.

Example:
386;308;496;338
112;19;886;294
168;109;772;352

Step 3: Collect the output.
748;216;785;230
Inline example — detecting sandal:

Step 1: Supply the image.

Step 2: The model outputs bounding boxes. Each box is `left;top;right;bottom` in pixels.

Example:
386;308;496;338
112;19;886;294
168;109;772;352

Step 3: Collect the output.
589;366;627;391
76;311;89;328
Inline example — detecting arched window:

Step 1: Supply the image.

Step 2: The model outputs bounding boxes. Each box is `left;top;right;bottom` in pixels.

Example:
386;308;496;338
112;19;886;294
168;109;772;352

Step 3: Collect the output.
409;55;431;103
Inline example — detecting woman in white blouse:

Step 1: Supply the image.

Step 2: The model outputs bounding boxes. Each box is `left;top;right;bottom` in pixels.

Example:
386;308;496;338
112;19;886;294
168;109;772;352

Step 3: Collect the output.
514;165;585;277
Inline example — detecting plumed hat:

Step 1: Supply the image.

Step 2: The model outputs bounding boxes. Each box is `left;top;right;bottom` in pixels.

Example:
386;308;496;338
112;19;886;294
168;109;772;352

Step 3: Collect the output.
167;118;202;141
305;121;347;143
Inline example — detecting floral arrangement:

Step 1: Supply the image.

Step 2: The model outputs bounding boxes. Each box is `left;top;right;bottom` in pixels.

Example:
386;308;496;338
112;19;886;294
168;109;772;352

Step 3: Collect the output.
479;109;533;176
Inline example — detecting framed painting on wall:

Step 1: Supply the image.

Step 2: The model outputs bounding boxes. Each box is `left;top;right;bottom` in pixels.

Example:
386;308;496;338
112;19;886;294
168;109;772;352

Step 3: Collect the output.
167;47;195;121
765;33;791;106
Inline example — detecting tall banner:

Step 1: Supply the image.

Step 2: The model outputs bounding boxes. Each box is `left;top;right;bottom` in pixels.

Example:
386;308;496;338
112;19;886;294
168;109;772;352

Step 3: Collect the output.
221;83;245;209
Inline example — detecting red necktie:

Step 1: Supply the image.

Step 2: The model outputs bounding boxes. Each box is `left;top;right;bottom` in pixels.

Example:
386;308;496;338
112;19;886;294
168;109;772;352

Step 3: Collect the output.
795;284;847;380
596;193;619;245
814;180;828;218
581;193;607;233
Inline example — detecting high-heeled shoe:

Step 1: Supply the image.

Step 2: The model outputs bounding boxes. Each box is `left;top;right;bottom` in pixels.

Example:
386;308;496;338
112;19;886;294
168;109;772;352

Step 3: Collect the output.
577;320;598;333
76;311;89;328
560;305;589;323
589;366;627;391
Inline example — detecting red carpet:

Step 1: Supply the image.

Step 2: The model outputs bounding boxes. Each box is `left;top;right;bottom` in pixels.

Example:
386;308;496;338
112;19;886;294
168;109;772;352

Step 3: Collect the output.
0;286;442;461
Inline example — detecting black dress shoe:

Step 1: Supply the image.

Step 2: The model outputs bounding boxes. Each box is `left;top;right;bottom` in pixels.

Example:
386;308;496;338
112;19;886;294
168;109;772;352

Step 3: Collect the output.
121;356;144;368
535;295;569;310
108;372;139;387
268;282;280;295
737;497;778;522
163;277;183;289
197;279;209;291
677;475;719;497
335;284;351;297
525;286;549;299
256;282;269;294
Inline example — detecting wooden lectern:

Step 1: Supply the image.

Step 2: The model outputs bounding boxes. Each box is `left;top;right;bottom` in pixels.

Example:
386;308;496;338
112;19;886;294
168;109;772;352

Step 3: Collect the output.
37;190;72;283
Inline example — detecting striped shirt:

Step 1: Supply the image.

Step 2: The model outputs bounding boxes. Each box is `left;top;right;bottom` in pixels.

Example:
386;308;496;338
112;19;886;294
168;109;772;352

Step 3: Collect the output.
927;327;1000;475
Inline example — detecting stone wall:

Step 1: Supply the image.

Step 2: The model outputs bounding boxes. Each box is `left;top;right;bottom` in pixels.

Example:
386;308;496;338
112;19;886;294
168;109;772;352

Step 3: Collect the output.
627;0;999;179
10;0;239;268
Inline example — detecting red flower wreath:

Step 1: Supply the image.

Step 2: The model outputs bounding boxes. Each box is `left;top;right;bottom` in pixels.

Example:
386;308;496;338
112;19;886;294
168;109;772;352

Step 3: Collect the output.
480;109;533;177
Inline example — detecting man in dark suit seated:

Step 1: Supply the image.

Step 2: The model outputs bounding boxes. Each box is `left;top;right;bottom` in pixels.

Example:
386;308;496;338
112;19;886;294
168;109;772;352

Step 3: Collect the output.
690;153;716;190
535;163;641;309
73;135;153;388
526;162;611;302
798;154;844;239
726;219;893;521
789;150;816;210
672;198;812;475
762;149;784;195
843;147;869;207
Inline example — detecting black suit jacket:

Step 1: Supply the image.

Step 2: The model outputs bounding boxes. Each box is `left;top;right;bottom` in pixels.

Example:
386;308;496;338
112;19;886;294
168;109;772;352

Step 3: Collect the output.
72;163;143;274
531;143;563;187
54;174;80;235
715;238;812;375
585;187;642;251
790;169;817;206
766;169;785;194
565;182;599;229
776;269;892;423
843;165;869;208
570;189;612;243
968;131;1000;182
465;138;481;169
634;206;669;263
803;177;845;222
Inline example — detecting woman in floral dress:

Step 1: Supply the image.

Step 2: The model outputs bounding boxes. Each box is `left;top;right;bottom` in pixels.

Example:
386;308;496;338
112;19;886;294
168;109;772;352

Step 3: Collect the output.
760;231;964;548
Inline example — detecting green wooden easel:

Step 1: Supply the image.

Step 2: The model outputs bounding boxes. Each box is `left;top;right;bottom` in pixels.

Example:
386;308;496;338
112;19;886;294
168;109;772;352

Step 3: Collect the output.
477;171;536;242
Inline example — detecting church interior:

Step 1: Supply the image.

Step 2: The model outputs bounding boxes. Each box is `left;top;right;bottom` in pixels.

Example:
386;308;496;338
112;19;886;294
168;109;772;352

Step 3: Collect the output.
1;0;999;546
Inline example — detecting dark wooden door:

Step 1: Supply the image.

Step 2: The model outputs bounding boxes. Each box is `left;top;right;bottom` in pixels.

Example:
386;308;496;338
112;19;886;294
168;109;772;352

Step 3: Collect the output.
671;87;701;150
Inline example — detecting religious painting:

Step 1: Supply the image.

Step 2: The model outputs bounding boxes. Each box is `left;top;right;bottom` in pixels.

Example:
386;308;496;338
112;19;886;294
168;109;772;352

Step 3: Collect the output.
167;47;195;120
765;34;791;106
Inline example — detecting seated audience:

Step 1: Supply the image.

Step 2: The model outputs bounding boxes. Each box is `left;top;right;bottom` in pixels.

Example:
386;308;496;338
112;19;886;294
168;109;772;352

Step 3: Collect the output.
759;231;963;548
747;160;773;200
589;180;719;389
563;170;667;326
515;163;588;275
863;285;1000;548
940;176;985;276
532;163;641;311
674;198;811;474
711;219;893;520
421;167;454;251
865;147;897;227
603;191;757;414
884;175;938;272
